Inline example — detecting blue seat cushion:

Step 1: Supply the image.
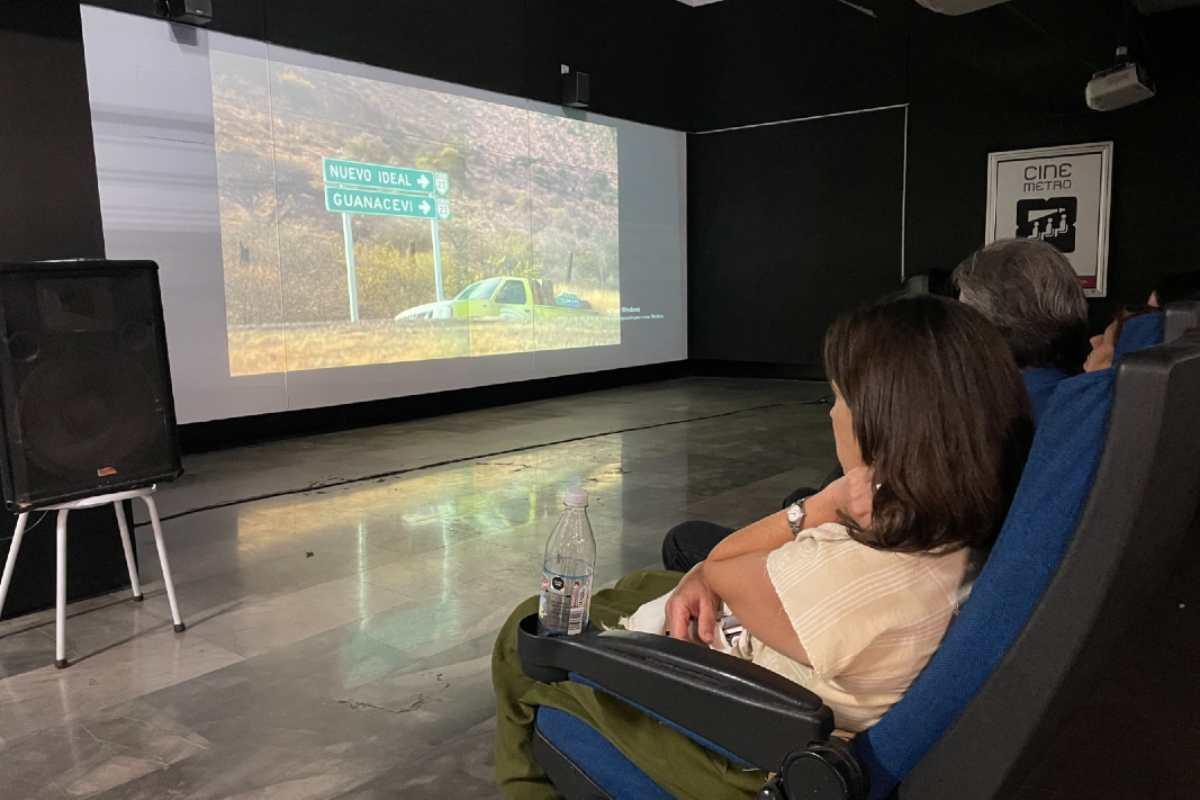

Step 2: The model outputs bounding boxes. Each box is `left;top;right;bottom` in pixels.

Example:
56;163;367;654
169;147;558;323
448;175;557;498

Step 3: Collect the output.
1115;311;1164;361
854;366;1117;798
1022;366;1068;424
536;707;672;799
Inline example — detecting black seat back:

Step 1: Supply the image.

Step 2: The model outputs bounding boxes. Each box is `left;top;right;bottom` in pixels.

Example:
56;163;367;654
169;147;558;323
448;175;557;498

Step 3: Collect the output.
1165;300;1200;342
902;331;1200;798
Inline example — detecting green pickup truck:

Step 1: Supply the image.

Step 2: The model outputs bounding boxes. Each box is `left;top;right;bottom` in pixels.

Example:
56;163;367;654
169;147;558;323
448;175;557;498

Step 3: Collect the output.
395;276;595;321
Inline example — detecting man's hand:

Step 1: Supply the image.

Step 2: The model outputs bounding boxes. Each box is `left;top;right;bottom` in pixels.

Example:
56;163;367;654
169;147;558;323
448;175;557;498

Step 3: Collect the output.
666;564;721;644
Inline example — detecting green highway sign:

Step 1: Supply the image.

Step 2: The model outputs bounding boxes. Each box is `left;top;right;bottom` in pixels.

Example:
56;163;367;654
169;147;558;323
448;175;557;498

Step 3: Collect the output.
323;157;449;195
324;156;453;320
325;186;451;220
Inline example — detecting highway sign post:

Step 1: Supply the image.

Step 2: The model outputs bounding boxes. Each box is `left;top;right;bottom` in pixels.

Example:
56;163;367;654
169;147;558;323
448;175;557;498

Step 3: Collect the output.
322;157;451;320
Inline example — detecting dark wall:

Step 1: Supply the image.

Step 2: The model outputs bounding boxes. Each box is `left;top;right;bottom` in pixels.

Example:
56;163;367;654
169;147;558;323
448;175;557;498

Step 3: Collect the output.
904;4;1200;326
0;1;104;262
1;0;125;617
688;108;906;369
687;0;1200;368
688;0;907;132
83;0;693;131
686;2;909;367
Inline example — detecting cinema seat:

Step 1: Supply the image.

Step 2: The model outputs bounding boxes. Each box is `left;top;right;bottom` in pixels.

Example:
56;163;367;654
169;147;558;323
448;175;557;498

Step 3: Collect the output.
1164;299;1200;341
517;319;1200;799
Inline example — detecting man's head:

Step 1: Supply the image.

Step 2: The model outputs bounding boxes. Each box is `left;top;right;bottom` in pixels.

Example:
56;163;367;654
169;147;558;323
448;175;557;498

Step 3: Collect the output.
953;238;1089;373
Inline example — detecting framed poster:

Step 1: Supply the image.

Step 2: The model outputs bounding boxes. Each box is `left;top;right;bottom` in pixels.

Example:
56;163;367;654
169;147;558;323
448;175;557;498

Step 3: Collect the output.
985;141;1113;298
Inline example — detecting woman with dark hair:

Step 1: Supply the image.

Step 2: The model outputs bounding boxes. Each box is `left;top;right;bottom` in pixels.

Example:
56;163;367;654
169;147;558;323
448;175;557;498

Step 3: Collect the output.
492;297;1033;799
661;239;1077;576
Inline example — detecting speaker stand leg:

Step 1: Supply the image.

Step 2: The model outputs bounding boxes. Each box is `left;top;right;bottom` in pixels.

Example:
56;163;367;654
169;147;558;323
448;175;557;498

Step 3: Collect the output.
113;501;143;601
0;512;29;620
143;496;184;632
55;509;69;669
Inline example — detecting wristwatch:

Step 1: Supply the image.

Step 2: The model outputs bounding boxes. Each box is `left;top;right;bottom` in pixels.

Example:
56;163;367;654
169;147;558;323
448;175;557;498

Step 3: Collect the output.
786;497;808;535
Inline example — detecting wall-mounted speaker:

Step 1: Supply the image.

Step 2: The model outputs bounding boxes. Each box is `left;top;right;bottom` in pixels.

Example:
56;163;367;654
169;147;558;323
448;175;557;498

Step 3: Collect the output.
562;69;590;109
157;0;213;27
0;261;182;511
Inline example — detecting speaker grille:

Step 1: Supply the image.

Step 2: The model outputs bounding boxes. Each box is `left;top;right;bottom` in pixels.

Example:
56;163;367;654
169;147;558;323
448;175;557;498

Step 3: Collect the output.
0;261;181;510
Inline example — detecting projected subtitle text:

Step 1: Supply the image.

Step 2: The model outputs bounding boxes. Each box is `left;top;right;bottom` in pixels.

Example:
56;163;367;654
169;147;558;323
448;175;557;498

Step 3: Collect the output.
619;306;664;321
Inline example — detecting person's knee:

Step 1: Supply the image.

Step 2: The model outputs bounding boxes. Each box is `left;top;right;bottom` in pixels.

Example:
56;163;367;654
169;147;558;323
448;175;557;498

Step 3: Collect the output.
661;520;720;572
661;522;691;571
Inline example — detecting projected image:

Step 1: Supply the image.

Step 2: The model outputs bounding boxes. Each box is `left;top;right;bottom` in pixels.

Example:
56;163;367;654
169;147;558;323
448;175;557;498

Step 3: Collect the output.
211;52;619;376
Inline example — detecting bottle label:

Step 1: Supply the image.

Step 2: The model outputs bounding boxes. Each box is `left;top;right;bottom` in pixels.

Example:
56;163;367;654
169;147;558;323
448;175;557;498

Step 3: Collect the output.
539;570;592;635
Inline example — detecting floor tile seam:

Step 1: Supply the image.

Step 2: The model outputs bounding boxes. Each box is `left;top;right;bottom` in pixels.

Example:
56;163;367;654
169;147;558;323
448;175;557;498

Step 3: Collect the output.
0;594;175;642
144;401;802;528
0;642;245;751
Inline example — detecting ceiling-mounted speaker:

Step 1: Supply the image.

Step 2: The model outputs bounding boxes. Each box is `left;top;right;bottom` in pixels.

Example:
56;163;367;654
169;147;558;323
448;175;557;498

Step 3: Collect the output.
562;68;590;109
913;0;1011;14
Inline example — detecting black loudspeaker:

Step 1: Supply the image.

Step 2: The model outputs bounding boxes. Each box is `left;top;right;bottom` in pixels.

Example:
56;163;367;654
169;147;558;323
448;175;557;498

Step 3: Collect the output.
0;260;182;511
158;0;214;26
562;70;590;109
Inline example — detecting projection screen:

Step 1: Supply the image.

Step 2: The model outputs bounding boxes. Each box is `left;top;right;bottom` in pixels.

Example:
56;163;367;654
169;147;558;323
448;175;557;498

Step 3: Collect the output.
80;7;687;423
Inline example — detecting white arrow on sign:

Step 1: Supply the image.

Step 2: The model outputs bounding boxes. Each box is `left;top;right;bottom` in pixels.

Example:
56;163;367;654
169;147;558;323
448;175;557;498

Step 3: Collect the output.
417;175;430;189
419;199;431;214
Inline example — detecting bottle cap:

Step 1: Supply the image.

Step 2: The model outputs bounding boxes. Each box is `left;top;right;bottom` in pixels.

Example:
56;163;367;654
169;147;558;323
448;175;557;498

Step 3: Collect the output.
564;488;589;507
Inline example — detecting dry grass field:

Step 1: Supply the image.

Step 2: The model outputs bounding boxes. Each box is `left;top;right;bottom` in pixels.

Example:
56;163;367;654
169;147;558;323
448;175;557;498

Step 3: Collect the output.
228;315;620;375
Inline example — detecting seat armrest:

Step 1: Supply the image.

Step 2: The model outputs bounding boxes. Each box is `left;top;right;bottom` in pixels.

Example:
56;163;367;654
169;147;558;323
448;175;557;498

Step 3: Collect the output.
517;613;834;771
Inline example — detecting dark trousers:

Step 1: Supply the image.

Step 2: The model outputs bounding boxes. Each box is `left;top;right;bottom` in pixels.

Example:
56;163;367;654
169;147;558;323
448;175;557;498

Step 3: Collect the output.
660;520;735;572
660;468;840;572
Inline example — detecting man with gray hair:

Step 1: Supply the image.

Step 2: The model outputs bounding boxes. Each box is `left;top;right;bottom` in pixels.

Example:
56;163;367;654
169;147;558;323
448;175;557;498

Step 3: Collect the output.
953;238;1089;420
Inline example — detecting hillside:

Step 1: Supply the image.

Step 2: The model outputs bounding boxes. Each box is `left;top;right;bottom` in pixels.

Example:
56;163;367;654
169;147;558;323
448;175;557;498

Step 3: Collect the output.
212;49;620;328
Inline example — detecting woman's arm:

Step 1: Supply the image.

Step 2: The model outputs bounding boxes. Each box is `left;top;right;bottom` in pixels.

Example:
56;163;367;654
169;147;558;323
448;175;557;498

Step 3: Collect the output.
703;554;810;667
706;468;872;563
705;509;793;562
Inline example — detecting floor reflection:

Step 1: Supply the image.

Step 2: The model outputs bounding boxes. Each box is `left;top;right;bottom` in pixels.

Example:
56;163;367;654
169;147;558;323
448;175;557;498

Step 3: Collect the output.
0;377;833;798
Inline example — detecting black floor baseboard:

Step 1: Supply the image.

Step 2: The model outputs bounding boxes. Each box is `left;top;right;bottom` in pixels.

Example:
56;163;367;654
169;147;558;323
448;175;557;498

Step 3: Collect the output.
689;359;825;381
178;359;826;454
180;360;691;453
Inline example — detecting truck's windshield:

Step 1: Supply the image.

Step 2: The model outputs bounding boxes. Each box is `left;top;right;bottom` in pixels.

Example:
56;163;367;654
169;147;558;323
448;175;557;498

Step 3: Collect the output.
455;277;502;301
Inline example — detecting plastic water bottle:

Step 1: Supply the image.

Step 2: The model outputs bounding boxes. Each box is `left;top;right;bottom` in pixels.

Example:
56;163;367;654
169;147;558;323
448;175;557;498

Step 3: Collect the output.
538;488;596;636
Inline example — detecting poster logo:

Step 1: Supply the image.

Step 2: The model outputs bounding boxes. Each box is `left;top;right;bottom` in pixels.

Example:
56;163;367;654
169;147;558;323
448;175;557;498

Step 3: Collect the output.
1016;196;1077;253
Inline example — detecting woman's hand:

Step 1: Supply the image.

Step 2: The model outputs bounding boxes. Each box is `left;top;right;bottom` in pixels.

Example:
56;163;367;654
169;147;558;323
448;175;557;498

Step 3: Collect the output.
807;465;876;530
666;564;721;644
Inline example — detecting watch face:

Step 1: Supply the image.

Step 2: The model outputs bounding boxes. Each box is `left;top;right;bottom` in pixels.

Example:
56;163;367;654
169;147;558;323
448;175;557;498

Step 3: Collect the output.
787;504;802;523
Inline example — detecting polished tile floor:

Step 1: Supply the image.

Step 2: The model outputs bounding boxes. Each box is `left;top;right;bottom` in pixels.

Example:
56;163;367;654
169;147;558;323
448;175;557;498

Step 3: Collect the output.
0;378;836;799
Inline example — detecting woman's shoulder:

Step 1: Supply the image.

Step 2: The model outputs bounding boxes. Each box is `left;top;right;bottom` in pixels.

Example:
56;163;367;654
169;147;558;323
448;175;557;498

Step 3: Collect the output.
788;522;973;590
797;522;856;543
799;523;972;562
